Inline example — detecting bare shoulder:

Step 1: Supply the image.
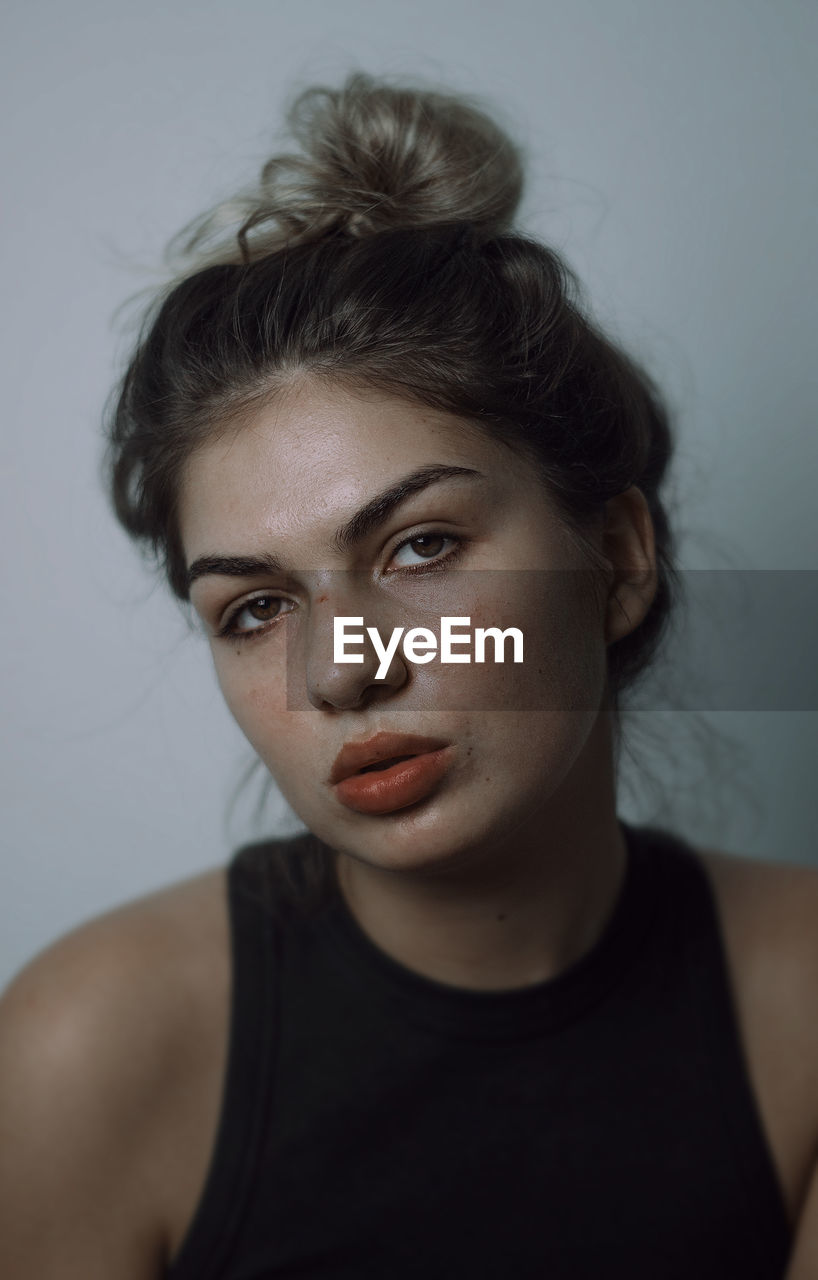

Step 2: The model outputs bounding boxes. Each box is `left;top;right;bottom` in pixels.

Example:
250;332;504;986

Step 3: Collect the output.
0;865;230;1278
695;844;818;1227
0;863;230;1074
697;844;818;984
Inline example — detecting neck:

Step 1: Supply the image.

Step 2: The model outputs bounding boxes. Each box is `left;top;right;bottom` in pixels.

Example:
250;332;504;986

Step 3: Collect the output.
333;708;627;992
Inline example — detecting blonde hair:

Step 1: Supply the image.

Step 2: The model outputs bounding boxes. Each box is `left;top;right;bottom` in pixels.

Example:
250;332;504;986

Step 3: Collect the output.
168;73;523;271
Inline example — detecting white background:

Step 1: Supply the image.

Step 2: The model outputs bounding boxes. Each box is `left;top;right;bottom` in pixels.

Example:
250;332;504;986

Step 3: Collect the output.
2;0;816;988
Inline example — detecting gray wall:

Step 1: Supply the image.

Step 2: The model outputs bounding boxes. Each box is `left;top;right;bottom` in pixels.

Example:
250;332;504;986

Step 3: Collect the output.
2;0;816;988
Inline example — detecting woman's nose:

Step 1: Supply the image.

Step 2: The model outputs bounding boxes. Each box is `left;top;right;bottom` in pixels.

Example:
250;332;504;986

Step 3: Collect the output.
298;575;408;711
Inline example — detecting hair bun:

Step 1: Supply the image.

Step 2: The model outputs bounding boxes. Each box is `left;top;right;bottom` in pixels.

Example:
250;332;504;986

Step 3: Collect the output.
172;72;524;269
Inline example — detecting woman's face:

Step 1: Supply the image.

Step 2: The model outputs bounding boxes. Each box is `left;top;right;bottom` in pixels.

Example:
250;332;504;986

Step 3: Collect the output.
179;378;612;873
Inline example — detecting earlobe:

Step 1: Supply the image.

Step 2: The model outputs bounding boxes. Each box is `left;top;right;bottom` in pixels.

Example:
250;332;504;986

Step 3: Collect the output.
602;486;658;645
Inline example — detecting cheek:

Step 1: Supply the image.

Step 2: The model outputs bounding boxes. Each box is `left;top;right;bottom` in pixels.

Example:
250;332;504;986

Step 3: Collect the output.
450;569;607;714
212;653;289;749
526;573;608;712
220;671;318;799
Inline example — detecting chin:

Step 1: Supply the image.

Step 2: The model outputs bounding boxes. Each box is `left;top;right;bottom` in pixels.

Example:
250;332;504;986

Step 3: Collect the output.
315;787;512;879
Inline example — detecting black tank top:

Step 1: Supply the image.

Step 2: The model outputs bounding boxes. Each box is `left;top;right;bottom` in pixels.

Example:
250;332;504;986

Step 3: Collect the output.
165;821;792;1279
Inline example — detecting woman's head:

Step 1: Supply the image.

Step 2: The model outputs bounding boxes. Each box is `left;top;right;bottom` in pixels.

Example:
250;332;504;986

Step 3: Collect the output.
104;71;677;798
176;375;657;873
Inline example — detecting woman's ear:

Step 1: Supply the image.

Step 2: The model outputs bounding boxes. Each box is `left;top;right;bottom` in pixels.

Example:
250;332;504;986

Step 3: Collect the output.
601;486;658;645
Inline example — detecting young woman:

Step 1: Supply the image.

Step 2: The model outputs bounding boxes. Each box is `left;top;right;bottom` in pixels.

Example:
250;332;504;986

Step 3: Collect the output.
1;72;816;1279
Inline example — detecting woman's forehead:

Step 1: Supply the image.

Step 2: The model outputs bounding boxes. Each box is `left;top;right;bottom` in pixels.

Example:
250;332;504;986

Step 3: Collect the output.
178;382;511;539
203;379;496;466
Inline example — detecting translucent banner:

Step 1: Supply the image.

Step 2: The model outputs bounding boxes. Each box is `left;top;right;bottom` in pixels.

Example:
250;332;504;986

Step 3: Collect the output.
273;570;818;712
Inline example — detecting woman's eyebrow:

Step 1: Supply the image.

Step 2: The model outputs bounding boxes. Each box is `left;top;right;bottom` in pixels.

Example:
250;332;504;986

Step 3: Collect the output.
185;464;483;591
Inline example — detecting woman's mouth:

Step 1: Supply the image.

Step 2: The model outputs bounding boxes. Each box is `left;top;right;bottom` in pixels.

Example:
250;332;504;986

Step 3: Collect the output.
329;733;454;815
357;755;416;772
333;748;453;815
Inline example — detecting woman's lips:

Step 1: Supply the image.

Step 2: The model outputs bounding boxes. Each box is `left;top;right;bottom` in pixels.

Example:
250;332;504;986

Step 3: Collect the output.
332;747;454;815
328;731;451;784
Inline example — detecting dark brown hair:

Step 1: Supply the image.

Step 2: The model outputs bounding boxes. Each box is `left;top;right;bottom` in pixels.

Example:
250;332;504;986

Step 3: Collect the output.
104;71;678;725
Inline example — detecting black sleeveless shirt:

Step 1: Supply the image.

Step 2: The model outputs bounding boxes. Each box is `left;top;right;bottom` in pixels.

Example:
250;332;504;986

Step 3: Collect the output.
165;821;792;1279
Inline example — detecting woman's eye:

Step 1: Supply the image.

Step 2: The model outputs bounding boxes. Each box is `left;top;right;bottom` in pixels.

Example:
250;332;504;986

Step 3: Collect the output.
390;533;460;570
219;595;291;638
217;534;464;641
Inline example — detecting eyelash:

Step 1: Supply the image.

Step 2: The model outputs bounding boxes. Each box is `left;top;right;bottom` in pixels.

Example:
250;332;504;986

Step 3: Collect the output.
215;531;468;643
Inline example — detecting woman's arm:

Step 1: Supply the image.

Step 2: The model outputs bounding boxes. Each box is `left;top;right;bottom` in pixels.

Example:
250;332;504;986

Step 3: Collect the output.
786;1158;818;1278
0;904;192;1278
700;846;818;1272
